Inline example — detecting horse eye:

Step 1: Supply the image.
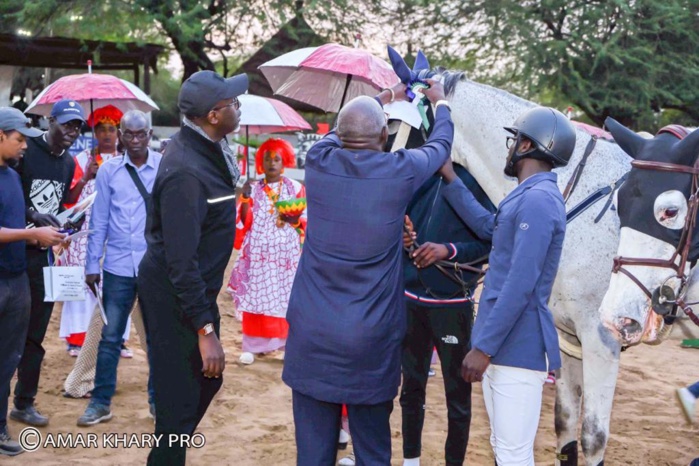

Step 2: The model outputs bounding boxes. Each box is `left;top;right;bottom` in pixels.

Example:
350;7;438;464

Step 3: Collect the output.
665;208;679;218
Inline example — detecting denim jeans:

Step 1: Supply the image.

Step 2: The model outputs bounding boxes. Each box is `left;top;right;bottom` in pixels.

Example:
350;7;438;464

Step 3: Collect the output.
0;273;31;430
91;271;153;407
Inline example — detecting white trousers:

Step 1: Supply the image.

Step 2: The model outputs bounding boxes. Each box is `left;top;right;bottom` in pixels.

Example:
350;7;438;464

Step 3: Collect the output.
482;364;547;466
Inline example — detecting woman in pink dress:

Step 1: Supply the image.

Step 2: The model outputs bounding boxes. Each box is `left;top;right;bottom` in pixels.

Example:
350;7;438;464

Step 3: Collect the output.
228;138;305;365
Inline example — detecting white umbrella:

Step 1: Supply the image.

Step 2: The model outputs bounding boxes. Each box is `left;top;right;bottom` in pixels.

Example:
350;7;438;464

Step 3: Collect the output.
238;94;312;134
236;94;312;179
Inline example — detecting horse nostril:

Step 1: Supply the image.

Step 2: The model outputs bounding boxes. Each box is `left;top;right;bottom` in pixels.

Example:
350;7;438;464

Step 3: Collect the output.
617;318;642;339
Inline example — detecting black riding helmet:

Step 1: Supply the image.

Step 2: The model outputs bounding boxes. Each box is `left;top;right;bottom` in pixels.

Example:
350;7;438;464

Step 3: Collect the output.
505;107;577;168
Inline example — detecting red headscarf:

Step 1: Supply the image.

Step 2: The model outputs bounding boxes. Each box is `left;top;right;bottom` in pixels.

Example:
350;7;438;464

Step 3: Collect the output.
255;138;296;175
87;105;123;128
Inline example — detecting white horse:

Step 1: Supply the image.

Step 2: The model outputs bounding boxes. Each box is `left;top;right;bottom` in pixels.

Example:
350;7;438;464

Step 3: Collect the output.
596;120;699;347
443;72;632;465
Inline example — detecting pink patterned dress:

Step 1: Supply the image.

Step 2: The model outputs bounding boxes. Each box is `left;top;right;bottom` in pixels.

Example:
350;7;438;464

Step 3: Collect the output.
227;176;305;353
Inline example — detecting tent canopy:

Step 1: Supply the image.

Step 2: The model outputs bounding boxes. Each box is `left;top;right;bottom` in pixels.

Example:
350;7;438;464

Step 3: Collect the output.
0;33;164;93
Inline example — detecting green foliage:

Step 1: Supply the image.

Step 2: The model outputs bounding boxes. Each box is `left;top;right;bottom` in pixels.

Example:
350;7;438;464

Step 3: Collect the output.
4;0;697;129
460;0;699;130
147;71;182;126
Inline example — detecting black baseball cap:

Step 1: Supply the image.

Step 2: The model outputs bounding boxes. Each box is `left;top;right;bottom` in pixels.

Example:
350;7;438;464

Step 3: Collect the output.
178;71;248;118
0;107;42;137
50;99;86;124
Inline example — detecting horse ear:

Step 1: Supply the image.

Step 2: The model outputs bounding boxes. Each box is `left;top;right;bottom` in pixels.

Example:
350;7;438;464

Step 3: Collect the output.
387;45;412;84
413;50;430;72
605;117;646;159
673;128;699;164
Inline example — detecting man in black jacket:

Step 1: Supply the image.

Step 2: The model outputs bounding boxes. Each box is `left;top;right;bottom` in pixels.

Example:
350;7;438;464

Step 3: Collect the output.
138;70;247;466
401;162;494;466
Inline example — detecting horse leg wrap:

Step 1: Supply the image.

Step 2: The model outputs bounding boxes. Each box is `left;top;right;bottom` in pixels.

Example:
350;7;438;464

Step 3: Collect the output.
556;441;578;466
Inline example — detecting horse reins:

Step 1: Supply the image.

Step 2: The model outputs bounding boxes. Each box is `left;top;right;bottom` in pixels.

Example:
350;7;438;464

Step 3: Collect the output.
403;225;487;297
563;136;598;202
611;159;699;326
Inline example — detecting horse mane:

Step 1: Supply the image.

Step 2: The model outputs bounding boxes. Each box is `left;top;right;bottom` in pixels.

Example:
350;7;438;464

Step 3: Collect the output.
432;67;465;98
432;66;537;111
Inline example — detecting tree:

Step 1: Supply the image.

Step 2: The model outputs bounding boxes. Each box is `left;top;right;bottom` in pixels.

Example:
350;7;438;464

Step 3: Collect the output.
2;0;384;81
455;0;699;130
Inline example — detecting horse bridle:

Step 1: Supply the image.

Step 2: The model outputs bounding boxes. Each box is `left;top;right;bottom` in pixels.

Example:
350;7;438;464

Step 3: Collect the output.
611;159;699;326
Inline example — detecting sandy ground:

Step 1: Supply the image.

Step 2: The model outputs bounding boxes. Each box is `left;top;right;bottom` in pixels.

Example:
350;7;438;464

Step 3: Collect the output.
7;258;699;465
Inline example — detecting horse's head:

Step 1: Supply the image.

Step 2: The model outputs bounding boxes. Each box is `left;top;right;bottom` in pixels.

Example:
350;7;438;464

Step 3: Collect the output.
600;118;699;345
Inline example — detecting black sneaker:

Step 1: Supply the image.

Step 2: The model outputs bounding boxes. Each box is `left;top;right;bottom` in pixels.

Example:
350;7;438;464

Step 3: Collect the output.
77;403;112;427
0;428;24;456
10;405;49;427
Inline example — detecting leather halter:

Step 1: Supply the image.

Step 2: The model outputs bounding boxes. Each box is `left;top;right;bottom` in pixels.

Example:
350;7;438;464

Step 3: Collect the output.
611;158;699;326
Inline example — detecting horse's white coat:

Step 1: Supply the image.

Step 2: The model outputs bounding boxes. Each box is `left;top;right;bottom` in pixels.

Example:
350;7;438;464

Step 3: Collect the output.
599;227;684;344
448;77;632;465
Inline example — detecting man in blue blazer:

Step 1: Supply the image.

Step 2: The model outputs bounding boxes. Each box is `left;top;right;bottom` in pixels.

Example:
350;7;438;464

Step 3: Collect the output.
438;107;576;466
283;80;453;466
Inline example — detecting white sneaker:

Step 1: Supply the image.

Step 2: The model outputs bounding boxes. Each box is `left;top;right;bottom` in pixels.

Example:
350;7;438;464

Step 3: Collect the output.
676;387;696;424
403;458;420;466
239;352;255;365
338;453;355;466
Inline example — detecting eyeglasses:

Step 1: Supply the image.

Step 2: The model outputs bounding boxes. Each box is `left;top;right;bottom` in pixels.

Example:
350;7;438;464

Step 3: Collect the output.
121;131;150;141
212;98;241;112
505;135;517;149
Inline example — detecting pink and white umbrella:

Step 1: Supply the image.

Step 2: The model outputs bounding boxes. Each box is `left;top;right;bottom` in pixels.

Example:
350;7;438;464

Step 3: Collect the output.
237;94;312;178
25;73;159;116
238;94;311;134
259;43;398;113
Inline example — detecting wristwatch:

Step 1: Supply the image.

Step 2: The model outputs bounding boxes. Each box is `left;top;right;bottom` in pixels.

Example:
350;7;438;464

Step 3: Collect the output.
198;323;215;336
435;100;451;111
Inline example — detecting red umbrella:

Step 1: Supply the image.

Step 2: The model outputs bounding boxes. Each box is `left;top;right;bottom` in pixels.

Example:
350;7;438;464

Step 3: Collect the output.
259;43;398;113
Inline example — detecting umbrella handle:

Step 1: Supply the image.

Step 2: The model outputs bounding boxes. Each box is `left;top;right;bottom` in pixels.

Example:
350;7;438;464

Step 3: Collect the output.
246;126;251;180
338;74;353;110
332;74;354;127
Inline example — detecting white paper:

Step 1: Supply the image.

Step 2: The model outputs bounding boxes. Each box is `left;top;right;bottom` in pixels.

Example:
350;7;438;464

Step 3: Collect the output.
65;230;92;241
94;287;109;325
384;100;424;129
43;266;85;302
56;191;98;226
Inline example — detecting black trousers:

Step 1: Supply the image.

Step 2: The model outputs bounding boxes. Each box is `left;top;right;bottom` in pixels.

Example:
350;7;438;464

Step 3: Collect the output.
138;257;222;466
0;273;31;430
400;300;473;466
292;390;393;466
13;250;55;410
